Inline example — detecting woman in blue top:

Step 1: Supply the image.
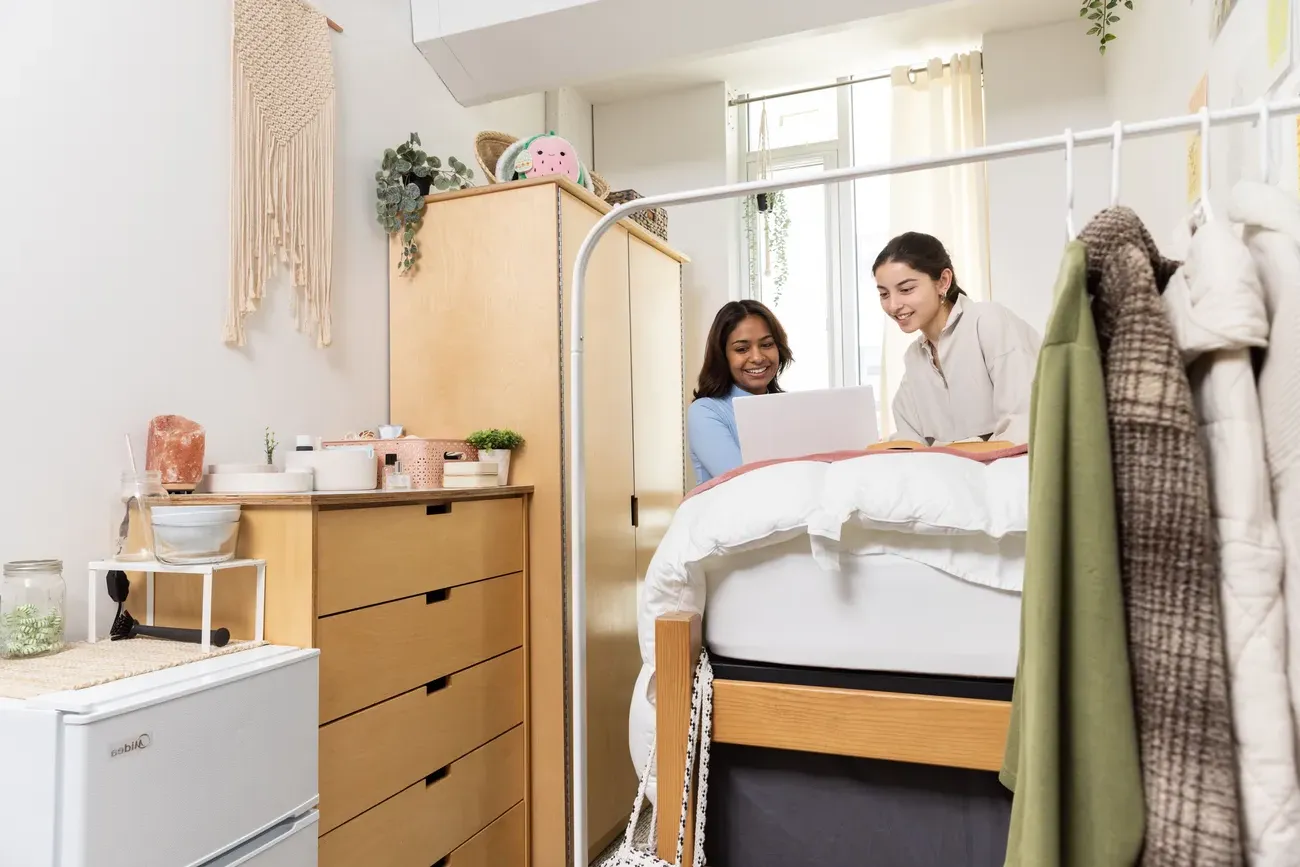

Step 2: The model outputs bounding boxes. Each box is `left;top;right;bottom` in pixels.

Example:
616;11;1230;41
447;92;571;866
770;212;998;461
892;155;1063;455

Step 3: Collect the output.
687;300;793;485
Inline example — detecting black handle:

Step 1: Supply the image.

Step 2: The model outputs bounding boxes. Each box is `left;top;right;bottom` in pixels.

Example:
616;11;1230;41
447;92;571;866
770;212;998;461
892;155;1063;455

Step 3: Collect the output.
630;494;639;528
133;624;231;648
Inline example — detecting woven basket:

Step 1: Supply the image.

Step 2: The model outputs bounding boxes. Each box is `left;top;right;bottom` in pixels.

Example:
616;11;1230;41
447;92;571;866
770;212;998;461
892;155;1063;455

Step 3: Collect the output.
607;189;668;241
474;130;609;200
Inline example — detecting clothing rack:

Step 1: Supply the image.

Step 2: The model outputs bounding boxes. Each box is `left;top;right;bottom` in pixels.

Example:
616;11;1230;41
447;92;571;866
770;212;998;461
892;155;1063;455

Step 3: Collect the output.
564;93;1300;867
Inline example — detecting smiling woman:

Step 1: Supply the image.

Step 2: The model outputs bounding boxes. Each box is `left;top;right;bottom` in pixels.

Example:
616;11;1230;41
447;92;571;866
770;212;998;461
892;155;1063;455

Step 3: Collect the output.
686;300;793;485
874;232;1041;445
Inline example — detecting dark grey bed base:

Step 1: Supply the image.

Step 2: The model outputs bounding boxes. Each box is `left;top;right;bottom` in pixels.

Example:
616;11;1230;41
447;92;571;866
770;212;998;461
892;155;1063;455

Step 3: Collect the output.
701;657;1013;867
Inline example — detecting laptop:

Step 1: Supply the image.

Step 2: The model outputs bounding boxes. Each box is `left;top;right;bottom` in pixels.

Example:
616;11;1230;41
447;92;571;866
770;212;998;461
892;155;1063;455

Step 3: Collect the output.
734;385;880;464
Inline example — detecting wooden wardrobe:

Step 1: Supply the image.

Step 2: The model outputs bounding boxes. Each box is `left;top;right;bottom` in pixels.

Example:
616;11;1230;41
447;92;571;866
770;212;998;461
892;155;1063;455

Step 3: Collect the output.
389;176;688;867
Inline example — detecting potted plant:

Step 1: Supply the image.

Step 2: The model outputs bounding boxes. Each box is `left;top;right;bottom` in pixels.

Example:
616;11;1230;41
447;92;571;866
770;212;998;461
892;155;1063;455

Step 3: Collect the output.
466;429;524;486
376;133;476;275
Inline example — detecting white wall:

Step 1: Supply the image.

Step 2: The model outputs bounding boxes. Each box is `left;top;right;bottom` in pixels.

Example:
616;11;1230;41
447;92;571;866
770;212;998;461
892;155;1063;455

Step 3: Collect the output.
545;87;595;168
592;83;739;473
1101;0;1295;250
983;20;1112;333
0;0;542;640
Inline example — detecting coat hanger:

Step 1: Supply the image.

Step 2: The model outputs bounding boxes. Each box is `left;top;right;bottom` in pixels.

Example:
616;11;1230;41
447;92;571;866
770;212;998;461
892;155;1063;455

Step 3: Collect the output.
1198;106;1214;222
1064;127;1077;240
1258;100;1272;184
1110;121;1123;207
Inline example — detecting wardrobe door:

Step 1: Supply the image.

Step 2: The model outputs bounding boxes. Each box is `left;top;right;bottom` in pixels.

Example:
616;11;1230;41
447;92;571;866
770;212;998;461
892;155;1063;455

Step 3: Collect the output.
628;236;685;582
559;193;639;856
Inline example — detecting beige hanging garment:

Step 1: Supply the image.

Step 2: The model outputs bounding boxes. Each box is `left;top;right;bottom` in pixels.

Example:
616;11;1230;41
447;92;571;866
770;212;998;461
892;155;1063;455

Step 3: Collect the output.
227;0;335;347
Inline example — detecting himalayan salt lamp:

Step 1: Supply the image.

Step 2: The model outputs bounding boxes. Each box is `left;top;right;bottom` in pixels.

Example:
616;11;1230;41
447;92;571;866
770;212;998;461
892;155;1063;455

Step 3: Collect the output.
145;415;206;486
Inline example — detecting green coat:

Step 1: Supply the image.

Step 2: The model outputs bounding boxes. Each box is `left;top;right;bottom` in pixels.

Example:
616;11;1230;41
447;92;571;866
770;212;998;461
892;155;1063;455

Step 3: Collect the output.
1000;242;1144;866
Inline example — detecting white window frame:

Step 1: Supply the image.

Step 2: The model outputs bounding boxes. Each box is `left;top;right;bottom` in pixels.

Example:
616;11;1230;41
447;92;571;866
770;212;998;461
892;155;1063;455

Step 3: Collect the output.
735;81;860;389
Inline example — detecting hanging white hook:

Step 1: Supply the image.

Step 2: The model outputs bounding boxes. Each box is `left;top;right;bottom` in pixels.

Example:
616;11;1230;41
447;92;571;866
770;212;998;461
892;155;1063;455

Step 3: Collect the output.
1064;127;1077;240
1109;121;1123;207
1199;106;1214;221
1258;100;1272;184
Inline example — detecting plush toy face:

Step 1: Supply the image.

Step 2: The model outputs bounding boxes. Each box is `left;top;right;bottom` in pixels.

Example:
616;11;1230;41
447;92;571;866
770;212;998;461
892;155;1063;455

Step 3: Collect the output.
515;135;580;183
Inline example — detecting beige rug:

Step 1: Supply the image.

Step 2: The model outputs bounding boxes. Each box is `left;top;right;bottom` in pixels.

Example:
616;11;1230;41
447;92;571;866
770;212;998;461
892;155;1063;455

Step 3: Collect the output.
0;637;265;699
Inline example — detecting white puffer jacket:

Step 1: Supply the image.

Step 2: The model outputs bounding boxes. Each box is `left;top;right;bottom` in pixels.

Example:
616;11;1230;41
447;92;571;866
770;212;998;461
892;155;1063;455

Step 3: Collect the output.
1165;206;1300;866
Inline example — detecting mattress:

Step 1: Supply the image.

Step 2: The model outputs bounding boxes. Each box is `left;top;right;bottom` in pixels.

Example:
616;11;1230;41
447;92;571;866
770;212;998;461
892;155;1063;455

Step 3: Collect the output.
629;534;1022;804
704;535;1022;678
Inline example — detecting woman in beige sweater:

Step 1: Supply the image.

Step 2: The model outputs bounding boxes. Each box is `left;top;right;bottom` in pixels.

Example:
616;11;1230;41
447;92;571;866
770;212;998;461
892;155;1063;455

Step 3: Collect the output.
874;232;1042;445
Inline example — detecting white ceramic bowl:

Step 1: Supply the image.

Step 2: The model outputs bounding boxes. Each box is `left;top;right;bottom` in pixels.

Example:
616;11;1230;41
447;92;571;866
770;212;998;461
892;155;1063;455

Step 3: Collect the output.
207;463;274;475
284;450;377;491
151;519;240;565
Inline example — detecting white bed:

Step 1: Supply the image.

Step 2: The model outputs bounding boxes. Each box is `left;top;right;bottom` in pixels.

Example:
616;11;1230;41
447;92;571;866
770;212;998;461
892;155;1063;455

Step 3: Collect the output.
704;534;1021;678
628;451;1029;802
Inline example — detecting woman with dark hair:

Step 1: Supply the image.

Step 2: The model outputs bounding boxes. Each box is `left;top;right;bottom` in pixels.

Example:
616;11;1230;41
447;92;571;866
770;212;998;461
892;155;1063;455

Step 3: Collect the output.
687;299;793;484
874;231;1041;444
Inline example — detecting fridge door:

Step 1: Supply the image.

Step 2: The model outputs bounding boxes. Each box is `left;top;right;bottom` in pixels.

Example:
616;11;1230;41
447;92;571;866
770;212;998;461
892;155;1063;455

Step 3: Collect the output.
204;811;319;867
47;646;319;867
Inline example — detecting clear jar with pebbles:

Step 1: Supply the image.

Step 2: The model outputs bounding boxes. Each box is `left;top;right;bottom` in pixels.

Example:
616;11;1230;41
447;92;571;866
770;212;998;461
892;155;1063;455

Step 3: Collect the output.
1;560;66;658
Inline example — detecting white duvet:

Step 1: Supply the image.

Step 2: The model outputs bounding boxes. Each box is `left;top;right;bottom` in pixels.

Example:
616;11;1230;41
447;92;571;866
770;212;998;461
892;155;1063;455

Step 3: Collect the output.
631;450;1029;802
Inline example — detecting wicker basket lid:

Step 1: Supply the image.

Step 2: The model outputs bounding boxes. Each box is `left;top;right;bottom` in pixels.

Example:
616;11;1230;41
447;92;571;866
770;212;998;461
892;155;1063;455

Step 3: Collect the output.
473;129;609;200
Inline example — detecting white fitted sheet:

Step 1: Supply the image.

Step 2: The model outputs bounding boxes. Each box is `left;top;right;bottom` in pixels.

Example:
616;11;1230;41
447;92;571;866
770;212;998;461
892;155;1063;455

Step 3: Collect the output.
703;535;1022;678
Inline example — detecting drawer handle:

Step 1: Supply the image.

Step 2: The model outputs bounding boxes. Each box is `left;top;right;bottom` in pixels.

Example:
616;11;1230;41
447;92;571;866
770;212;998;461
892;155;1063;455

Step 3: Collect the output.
426;588;450;604
426;676;450;694
426;503;452;516
425;765;450;786
432;858;449;867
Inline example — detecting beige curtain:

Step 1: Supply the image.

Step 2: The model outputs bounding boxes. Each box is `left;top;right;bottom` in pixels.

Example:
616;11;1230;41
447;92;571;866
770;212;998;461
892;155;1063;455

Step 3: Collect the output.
879;52;990;436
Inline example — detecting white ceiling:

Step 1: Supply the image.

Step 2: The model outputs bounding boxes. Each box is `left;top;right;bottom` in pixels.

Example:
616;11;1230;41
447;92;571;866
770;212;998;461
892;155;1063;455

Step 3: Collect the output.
578;0;1082;104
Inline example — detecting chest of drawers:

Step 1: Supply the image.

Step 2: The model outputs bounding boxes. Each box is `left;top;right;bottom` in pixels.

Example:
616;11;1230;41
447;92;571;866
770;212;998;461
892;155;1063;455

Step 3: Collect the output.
141;488;533;867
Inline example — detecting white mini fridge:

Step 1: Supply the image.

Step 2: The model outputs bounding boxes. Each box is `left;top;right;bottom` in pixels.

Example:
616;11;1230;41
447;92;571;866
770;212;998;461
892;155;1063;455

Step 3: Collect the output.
0;644;320;867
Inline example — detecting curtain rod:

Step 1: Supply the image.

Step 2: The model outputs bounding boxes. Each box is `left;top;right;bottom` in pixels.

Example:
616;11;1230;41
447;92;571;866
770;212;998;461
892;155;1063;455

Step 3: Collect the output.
728;60;961;107
563;91;1300;867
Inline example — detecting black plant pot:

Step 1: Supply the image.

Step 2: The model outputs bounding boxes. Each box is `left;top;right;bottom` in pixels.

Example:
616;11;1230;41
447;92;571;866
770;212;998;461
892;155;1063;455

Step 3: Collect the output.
406;173;433;196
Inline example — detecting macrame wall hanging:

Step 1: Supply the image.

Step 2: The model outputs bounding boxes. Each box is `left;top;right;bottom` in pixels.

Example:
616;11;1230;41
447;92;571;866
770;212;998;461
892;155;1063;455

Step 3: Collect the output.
226;0;336;348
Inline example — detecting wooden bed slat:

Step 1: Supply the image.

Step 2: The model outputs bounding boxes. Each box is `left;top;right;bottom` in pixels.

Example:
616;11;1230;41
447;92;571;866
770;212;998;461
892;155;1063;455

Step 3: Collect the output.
710;680;1011;771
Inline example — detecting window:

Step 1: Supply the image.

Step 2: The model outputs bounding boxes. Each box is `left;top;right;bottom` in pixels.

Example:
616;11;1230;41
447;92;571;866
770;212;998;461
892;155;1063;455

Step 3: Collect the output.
738;78;894;395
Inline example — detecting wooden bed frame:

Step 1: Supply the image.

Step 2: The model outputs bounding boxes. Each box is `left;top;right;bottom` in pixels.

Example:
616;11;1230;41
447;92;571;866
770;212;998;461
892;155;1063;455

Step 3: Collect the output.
653;612;1014;860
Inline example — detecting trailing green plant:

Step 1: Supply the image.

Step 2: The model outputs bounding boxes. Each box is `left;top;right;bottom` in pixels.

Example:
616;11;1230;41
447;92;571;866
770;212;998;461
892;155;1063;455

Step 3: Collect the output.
375;133;475;275
742;190;792;302
264;427;278;465
1081;0;1132;54
466;429;524;451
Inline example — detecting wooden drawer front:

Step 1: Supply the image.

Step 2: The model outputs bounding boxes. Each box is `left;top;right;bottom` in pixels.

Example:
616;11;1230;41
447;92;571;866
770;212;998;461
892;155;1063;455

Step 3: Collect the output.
318;572;523;722
319;649;525;833
318;725;525;867
316;498;525;615
447;801;525;867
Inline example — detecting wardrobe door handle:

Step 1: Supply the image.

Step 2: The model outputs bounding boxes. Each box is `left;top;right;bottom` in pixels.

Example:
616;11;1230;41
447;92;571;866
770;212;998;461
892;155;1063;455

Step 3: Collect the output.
426;588;450;604
426;503;451;516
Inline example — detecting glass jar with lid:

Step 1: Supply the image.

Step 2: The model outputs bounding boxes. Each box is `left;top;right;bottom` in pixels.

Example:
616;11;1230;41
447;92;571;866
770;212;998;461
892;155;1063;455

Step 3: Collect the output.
1;560;66;658
112;470;168;562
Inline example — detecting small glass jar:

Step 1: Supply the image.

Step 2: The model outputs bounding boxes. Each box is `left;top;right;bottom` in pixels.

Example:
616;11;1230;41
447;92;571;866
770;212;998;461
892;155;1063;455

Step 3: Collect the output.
1;560;67;659
112;470;168;562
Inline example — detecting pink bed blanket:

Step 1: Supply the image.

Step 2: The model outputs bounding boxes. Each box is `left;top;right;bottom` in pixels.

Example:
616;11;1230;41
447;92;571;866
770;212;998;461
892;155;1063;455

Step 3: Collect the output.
685;442;1029;502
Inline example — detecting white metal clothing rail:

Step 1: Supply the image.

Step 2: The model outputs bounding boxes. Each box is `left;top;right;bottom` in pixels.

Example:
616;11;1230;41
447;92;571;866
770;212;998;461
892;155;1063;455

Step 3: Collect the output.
565;94;1300;866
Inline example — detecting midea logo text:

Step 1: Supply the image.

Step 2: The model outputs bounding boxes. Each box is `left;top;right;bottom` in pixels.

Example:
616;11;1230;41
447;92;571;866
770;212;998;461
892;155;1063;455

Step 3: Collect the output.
110;734;151;759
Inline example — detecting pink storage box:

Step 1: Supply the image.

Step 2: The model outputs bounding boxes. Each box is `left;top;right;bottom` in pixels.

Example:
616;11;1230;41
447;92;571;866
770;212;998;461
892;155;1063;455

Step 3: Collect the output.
321;438;477;490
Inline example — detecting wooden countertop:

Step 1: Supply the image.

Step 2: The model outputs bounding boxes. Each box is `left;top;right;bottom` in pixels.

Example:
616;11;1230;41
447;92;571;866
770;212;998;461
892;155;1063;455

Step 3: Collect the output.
164;485;533;507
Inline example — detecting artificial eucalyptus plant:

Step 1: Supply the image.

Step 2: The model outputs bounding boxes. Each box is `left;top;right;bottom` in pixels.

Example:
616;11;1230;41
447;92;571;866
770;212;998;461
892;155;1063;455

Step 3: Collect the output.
375;133;475;275
1081;0;1132;54
742;191;791;303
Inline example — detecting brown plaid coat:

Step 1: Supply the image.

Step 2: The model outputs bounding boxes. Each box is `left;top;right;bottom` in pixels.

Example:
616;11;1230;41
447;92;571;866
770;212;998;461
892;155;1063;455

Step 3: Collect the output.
1078;208;1242;866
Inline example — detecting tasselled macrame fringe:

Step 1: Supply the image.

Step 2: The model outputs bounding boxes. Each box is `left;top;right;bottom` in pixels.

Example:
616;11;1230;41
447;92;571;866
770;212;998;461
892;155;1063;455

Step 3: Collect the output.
226;4;334;348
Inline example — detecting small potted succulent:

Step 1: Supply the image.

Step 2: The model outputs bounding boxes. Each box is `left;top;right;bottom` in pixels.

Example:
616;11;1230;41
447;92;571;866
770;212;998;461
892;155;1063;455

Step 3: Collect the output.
466;429;524;486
